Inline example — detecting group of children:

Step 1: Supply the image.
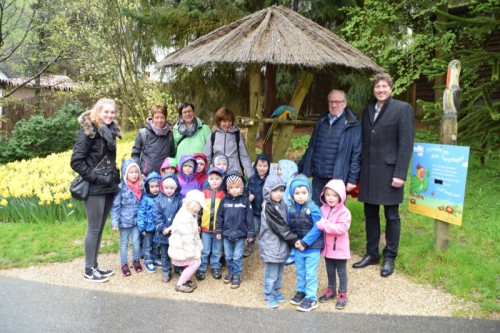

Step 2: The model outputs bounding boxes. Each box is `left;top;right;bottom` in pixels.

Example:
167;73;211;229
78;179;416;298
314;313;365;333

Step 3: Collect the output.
111;153;352;312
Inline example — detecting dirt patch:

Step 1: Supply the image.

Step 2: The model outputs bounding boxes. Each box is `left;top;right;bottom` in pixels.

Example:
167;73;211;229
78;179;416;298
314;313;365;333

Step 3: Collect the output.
0;251;484;318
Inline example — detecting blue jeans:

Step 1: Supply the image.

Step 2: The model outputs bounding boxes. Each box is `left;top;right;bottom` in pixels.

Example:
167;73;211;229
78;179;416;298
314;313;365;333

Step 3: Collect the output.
294;248;321;301
142;231;157;265
200;232;223;271
253;215;261;237
223;238;245;275
159;244;171;273
263;262;284;300
119;226;140;265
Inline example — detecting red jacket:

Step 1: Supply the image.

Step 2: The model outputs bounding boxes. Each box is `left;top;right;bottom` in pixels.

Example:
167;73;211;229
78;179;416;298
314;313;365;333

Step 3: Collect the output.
316;179;351;260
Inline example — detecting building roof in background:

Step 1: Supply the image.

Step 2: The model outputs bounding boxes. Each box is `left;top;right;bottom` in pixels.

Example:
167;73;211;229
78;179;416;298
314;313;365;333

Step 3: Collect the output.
6;74;83;90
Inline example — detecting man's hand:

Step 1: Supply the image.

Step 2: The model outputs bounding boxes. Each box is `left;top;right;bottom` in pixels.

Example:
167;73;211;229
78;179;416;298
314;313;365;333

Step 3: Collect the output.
346;183;357;192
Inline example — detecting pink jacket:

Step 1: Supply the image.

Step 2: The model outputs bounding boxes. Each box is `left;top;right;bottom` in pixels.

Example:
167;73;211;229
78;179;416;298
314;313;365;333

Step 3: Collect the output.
316;179;351;260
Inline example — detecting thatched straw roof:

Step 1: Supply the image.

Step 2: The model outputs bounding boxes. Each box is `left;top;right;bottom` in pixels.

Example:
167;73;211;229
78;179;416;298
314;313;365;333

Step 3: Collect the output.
7;74;83;90
156;5;383;72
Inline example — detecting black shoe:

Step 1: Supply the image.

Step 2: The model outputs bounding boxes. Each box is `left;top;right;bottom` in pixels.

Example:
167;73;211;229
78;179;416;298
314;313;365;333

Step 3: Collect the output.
381;258;395;277
352;255;379;269
230;274;241;289
223;273;233;284
195;270;206;281
290;291;306;305
211;268;222;280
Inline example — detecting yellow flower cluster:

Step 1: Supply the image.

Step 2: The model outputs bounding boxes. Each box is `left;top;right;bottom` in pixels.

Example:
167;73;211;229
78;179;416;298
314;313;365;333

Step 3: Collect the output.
0;141;134;206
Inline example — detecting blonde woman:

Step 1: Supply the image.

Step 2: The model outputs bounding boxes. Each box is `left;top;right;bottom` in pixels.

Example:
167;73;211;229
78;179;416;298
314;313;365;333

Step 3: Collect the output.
70;98;121;283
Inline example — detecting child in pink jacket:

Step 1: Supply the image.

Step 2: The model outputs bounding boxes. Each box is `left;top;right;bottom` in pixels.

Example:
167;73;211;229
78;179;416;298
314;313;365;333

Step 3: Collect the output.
316;179;351;310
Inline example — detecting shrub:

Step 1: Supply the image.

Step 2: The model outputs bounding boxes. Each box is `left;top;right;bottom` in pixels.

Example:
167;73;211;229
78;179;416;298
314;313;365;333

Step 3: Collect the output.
0;103;84;163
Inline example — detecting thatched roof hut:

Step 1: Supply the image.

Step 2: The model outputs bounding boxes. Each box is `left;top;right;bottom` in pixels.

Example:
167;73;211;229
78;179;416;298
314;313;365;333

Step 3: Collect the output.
156;5;382;72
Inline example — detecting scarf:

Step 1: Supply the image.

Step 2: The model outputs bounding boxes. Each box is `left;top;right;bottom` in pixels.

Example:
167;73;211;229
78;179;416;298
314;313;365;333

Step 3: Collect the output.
147;118;172;136
98;123;119;151
176;117;199;138
127;180;142;200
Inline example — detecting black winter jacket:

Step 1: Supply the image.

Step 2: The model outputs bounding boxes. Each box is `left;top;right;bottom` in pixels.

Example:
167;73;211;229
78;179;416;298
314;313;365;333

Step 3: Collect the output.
70;111;121;196
216;194;255;241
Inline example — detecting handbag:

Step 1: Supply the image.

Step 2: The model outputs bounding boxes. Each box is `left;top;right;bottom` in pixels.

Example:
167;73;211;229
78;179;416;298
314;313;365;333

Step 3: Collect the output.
70;175;89;201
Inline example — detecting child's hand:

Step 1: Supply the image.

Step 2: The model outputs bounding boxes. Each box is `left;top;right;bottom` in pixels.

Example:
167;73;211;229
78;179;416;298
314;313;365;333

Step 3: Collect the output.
216;234;221;240
248;193;255;202
247;237;254;243
295;240;305;251
142;231;146;236
112;226;118;231
163;227;171;236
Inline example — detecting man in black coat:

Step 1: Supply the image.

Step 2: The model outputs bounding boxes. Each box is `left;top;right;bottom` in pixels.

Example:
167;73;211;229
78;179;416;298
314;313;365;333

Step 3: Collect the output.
353;73;414;277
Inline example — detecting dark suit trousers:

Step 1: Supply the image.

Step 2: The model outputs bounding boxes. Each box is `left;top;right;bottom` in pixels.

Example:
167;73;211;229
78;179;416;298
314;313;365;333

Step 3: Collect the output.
364;203;401;259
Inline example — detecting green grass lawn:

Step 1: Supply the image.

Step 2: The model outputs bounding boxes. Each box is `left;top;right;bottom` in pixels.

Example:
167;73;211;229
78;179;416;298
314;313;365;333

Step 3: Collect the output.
0;130;498;317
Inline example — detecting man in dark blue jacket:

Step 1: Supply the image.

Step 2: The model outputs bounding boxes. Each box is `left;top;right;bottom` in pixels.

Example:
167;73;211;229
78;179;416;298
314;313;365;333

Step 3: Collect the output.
298;90;362;206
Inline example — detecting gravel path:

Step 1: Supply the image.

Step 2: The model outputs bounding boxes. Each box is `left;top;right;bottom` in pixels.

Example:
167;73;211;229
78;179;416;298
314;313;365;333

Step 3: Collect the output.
0;251;484;318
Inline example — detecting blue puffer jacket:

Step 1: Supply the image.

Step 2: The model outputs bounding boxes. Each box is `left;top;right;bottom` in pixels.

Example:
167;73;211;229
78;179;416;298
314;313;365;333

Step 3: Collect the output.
216;194;255;241
247;153;271;216
153;173;183;244
298;108;362;185
111;159;141;229
137;172;161;233
288;175;323;250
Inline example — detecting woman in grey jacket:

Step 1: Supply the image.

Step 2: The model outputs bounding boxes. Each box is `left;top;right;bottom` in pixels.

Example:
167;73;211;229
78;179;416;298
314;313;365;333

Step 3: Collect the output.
258;175;299;309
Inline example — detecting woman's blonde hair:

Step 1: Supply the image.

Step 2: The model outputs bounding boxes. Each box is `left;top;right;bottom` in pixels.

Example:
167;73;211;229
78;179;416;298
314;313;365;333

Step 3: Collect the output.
150;104;167;118
90;98;116;128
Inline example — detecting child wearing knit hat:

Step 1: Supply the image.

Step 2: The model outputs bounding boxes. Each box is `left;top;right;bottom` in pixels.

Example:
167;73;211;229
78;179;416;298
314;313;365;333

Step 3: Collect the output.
215;174;255;289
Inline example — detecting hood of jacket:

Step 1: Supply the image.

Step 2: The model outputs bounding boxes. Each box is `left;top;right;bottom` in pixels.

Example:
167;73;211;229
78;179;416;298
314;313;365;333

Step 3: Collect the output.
320;179;347;206
177;154;198;180
78;110;121;139
263;175;285;202
278;160;298;184
289;174;313;212
193;152;208;174
121;159;140;183
254;153;271;177
215;124;241;134
144;171;161;197
160;172;181;195
161;157;178;171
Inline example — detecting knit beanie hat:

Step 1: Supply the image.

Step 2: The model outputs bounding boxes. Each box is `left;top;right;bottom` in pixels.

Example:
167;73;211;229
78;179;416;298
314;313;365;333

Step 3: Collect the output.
213;154;229;167
182;159;195;169
162;177;178;188
226;174;243;189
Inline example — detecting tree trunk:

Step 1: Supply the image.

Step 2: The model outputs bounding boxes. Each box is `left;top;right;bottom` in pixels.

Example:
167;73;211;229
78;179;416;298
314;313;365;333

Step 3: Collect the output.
246;64;262;160
263;64;277;158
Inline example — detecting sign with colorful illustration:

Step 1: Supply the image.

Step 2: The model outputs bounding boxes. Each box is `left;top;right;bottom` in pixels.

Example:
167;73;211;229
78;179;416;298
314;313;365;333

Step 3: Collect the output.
408;143;470;226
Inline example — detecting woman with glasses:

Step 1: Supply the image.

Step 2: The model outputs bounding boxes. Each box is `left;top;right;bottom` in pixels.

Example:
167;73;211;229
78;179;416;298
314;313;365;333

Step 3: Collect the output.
173;102;212;161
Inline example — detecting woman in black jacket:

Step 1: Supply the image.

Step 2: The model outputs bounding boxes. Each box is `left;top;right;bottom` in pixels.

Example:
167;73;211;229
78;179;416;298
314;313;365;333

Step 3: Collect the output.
70;98;121;283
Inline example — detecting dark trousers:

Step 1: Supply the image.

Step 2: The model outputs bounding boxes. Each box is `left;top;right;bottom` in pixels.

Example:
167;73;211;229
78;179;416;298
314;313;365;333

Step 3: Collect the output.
364;203;401;259
325;258;348;292
311;176;330;207
84;194;114;270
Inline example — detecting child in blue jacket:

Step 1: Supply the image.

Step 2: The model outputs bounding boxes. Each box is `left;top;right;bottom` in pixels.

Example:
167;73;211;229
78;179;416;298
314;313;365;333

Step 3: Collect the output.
137;172;162;273
111;159;143;276
216;175;255;289
288;175;323;312
152;173;183;283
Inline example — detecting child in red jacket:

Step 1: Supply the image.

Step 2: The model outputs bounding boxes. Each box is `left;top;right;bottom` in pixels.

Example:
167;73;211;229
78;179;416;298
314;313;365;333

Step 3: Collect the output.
316;179;351;310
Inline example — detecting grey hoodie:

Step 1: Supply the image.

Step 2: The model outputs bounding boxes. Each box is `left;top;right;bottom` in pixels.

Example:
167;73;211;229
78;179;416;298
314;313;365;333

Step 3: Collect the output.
258;175;299;264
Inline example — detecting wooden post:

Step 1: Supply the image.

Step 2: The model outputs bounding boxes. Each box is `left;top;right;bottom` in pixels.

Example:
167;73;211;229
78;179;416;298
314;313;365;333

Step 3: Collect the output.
246;64;262;160
435;59;461;251
272;71;314;161
263;64;277;158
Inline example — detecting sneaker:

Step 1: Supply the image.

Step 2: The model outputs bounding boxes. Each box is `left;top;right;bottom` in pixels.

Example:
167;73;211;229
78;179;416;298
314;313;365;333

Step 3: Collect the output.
162;271;171;283
132;259;143;273
319;287;336;303
230;274;240;289
153;259;162;267
95;266;114;277
186;280;198;290
121;263;132;277
336;291;348;310
195;270;206;281
175;283;194;293
223;273;233;284
275;293;285;303
290;291;306;305
211;268;222;280
267;297;278;309
145;263;157;273
84;267;109;283
297;298;318;312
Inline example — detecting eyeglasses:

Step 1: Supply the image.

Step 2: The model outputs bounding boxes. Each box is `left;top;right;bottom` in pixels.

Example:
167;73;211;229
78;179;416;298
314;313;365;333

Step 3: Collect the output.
329;100;345;105
182;110;194;115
